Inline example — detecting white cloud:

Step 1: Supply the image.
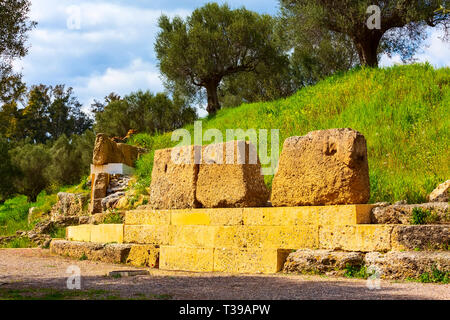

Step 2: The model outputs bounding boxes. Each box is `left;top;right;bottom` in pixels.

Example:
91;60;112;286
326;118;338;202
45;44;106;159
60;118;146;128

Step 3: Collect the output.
73;58;164;112
380;27;450;68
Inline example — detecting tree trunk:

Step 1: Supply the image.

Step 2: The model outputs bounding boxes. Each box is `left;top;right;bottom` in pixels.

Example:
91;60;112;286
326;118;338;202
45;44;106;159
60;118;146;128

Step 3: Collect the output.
205;82;221;115
355;33;382;67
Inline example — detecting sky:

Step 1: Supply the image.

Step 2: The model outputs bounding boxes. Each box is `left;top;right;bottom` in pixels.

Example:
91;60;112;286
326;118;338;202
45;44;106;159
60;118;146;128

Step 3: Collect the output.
13;0;450;117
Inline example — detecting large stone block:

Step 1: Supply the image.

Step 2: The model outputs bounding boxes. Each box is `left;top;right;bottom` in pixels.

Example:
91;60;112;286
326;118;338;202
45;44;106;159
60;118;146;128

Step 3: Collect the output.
124;225;171;245
50;240;131;264
66;225;92;242
125;209;171;225
319;225;393;252
126;245;160;268
214;248;291;274
391;225;449;251
283;249;365;274
160;246;214;272
92;133;145;167
150;145;201;210
271;128;370;206
90;224;124;244
365;251;450;280
196;141;269;208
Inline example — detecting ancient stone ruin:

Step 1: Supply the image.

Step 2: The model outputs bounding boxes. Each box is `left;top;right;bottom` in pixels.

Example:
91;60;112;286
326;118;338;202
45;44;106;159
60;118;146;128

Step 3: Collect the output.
271;128;370;206
90;133;146;213
150;141;269;209
50;128;449;280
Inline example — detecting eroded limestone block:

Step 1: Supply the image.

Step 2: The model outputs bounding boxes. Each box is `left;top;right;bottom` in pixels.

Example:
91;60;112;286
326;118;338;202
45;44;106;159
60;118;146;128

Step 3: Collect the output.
365;251;450;280
283;249;365;274
428;180;450;203
92;133;145;167
196;141;269;208
271;128;370;206
150;145;201;209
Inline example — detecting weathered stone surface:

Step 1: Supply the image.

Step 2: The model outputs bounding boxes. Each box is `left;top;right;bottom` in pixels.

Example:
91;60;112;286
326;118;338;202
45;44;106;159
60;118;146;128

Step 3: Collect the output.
92;133;146;167
371;202;449;224
92;173;109;199
365;251;450;280
283;249;365;274
271;128;370;206
391;225;449;251
319;225;393;252
90;173;109;214
428;180;450;202
50;192;89;220
126;245;159;268
150;145;201;210
196;141;269;208
50;240;131;264
92;133;123;165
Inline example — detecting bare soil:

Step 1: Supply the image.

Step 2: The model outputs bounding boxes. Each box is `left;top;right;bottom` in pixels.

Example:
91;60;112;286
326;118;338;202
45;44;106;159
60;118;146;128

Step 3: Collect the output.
0;248;448;300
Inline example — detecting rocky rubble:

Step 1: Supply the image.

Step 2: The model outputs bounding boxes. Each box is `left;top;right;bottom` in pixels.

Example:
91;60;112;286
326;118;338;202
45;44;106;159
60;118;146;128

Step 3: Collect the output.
371;202;449;224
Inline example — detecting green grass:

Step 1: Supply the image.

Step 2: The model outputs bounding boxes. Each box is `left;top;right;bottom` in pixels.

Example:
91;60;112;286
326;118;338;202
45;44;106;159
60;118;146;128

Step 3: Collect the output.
343;264;369;279
130;64;450;204
410;207;440;225
0;179;90;240
407;266;449;284
103;212;124;224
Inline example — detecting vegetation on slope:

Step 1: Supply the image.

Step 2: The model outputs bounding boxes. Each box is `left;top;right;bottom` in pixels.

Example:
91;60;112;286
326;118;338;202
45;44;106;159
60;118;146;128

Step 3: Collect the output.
130;64;450;204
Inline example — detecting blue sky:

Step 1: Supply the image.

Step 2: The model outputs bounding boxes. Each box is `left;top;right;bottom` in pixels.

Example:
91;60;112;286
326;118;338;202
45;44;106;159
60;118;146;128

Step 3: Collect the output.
13;0;450;116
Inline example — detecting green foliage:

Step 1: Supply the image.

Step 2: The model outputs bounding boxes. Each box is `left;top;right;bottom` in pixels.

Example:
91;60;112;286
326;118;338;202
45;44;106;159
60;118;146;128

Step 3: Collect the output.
344;264;368;279
1;84;92;143
133;64;450;204
9;143;51;202
93;91;197;138
103;213;124;224
416;266;449;284
0;0;35;103
79;254;88;261
155;2;286;114
0;236;34;248
280;0;449;67
0;135;16;202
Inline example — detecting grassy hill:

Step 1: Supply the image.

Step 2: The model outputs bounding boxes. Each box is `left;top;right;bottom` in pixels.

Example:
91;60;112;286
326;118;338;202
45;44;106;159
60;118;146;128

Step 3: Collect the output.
131;64;450;204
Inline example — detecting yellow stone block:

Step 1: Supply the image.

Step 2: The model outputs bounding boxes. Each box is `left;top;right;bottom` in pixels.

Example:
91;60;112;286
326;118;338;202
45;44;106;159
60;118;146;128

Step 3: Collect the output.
213;248;291;274
317;205;373;225
66;225;92;242
170;225;219;247
124;225;171;245
160;246;214;272
171;208;244;226
126;245;160;268
243;205;373;226
319;225;393;252
125;210;171;225
90;224;124;244
214;225;319;249
243;207;310;226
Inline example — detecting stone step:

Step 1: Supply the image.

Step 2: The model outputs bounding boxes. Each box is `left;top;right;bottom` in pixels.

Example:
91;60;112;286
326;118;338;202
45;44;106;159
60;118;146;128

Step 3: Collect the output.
125;205;374;226
50;240;159;267
124;224;319;249
159;246;291;274
66;224;124;244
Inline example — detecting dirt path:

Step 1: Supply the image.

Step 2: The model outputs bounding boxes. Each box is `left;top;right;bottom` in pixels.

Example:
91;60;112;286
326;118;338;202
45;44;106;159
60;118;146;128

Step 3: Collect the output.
0;248;448;300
